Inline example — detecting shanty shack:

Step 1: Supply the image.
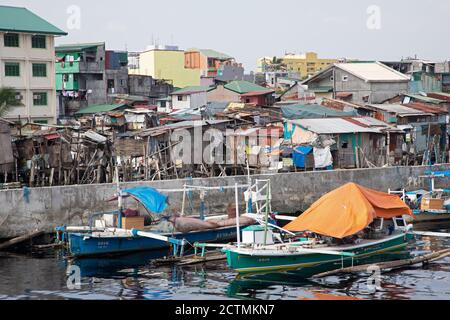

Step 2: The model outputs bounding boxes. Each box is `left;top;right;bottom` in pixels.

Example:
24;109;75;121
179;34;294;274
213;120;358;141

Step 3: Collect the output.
366;103;449;163
284;117;403;169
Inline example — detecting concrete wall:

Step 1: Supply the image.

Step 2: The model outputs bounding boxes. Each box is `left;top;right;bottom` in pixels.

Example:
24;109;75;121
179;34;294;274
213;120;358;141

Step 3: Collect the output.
132;50;201;88
0;164;449;238
334;69;409;104
207;85;240;103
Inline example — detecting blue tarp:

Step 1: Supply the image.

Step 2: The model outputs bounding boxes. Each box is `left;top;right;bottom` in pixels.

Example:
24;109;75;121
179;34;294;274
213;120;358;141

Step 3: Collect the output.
123;187;168;214
293;146;313;168
426;170;450;178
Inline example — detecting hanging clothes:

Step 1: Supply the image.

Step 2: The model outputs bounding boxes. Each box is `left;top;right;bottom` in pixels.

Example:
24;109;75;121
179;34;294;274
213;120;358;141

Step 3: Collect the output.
313;146;333;169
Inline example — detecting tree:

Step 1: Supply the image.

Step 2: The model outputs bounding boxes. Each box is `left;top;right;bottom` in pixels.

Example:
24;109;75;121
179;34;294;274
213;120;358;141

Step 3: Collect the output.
0;87;22;117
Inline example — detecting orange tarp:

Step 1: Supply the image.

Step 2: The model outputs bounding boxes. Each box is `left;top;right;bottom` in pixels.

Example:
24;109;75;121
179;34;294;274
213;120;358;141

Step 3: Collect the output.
285;183;413;238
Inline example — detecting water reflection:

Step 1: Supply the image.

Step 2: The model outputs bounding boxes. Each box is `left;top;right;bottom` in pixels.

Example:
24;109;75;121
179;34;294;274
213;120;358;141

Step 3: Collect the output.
0;224;449;300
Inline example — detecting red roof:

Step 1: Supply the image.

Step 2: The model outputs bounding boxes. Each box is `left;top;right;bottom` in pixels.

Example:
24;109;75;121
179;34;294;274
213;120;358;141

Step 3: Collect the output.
240;91;274;97
336;92;353;98
402;102;448;114
44;133;61;141
427;93;450;102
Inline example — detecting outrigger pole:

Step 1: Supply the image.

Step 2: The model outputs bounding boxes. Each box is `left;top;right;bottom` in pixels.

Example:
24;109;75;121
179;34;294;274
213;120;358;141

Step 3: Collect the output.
130;229;187;257
412;231;450;238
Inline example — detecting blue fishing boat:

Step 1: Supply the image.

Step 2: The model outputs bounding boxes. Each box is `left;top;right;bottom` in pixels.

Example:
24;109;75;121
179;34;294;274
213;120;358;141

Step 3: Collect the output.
400;170;450;223
57;182;255;258
61;224;241;258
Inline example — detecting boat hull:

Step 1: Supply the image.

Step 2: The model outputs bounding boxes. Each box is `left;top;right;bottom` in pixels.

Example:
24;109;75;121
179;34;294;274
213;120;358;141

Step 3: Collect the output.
68;226;238;258
225;233;411;277
406;210;450;223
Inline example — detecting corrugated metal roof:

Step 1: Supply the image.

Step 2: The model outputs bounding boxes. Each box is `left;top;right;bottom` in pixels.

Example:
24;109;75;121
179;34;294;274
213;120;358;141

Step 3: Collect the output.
367;104;430;115
56;42;104;52
428;92;450;101
288;117;384;134
403;102;448;114
75;104;127;115
171;86;213;95
0;5;67;35
404;94;445;104
199;49;233;60
335;62;410;82
349;117;389;127
224;81;273;94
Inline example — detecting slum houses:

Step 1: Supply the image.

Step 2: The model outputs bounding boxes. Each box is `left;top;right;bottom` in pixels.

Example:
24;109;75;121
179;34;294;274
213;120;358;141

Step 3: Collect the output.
1;62;450;188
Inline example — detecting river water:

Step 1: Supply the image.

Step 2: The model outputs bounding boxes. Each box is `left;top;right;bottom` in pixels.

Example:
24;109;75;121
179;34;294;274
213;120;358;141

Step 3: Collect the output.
0;224;450;300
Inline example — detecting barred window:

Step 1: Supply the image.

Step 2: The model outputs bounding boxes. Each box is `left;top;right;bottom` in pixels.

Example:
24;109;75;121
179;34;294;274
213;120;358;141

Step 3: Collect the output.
32;63;47;77
32;35;46;49
5;62;20;77
4;33;19;47
33;92;48;106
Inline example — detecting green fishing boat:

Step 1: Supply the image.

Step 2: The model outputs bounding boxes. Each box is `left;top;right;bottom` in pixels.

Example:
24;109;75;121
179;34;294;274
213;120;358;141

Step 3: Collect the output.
224;183;415;277
226;231;413;276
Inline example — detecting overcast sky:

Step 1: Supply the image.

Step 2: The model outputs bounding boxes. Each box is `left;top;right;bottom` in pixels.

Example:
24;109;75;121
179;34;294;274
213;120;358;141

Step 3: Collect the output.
4;0;450;71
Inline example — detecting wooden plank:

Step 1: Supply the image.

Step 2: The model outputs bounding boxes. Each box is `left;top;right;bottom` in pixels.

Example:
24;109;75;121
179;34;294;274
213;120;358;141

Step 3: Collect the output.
177;254;227;266
313;248;450;278
0;230;44;251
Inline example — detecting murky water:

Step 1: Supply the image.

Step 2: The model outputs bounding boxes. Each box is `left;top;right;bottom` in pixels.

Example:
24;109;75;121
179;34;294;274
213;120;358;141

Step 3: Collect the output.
1;224;450;300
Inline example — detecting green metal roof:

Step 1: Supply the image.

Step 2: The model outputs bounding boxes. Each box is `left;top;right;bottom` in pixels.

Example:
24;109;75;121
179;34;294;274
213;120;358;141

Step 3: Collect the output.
75;104;127;115
281;104;357;119
224;81;272;94
199;49;233;60
171;86;214;95
0;5;67;35
56;42;105;52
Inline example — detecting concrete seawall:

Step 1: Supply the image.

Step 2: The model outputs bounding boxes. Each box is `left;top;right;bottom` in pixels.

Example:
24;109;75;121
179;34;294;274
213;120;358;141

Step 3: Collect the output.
0;164;449;238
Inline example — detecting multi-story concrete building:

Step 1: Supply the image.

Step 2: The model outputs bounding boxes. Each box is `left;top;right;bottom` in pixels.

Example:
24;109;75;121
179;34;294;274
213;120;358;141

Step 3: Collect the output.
302;62;411;105
257;52;337;79
0;5;67;124
185;49;234;78
129;45;201;88
282;52;337;79
55;42;129;117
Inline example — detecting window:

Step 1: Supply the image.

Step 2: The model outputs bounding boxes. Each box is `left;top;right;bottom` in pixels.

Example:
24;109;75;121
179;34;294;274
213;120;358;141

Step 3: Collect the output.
4;33;19;47
107;79;115;89
15;92;23;103
5;62;20;77
33;120;48;124
342;75;349;82
33;92;48;106
32;63;47;77
177;95;183;101
31;35;46;49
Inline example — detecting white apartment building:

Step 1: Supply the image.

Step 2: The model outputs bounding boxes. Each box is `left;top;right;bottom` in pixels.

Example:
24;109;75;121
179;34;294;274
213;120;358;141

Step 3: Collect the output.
0;5;67;124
